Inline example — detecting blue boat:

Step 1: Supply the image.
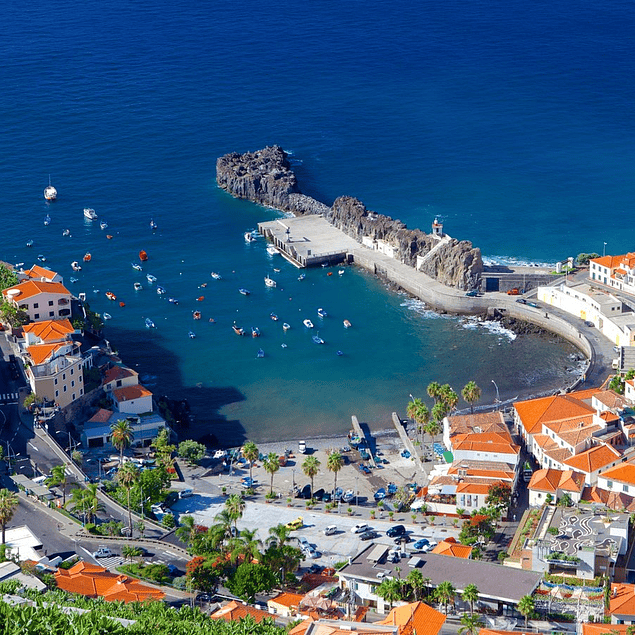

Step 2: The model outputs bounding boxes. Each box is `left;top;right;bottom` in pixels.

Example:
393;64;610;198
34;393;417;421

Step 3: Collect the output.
239;288;250;296
145;318;156;329
257;348;265;358
374;488;386;501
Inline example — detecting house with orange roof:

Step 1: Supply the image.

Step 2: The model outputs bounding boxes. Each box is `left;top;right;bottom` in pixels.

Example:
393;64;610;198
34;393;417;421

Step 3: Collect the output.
2;279;72;322
590;252;635;296
111;384;153;415
425;472;508;516
598;462;635;498
563;442;623;485
527;468;585;506
54;561;164;603
377;601;446;635
102;365;140;392
451;432;520;466
210;599;276;624
20;264;63;284
302;621;398;635
431;538;472;559
81;410;168;449
610;583;635;624
267;591;305;617
442;411;508;450
582;625;634;635
21;319;84;409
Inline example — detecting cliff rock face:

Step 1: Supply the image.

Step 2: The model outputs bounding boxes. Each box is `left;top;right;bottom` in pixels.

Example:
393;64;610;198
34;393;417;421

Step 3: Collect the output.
216;147;483;290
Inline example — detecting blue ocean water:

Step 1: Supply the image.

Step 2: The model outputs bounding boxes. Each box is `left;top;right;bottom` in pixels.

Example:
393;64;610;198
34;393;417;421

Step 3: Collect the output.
0;0;629;443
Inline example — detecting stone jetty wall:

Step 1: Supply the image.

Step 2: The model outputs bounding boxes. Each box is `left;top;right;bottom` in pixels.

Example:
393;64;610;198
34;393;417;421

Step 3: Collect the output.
216;145;483;291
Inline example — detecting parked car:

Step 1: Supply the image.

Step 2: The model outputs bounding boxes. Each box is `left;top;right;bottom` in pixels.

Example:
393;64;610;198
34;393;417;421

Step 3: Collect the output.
413;538;430;551
312;488;325;501
297;536;310;549
358;464;371;475
352;523;370;534
213;450;227;459
507;288;520;295
386;524;406;537
92;547;114;559
321;491;332;503
324;525;338;536
342;489;355;503
298;440;306;454
285;517;304;530
241;477;254;488
296;484;312;499
465;290;479;297
516;298;527;304
304;547;319;559
584;320;594;327
359;530;380;541
394;534;411;545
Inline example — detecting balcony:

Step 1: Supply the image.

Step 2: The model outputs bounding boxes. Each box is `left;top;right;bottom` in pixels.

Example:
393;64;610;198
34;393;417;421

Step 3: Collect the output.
58;298;69;306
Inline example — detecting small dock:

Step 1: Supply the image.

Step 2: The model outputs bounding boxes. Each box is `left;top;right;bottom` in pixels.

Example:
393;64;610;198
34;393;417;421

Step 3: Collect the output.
391;412;425;476
350;415;377;468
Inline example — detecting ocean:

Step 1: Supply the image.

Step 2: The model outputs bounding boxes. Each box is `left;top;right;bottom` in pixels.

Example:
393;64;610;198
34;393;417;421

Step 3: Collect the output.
1;0;630;444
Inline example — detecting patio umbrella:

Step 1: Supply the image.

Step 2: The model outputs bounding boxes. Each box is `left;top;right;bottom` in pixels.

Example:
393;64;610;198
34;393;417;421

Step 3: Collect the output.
300;596;321;609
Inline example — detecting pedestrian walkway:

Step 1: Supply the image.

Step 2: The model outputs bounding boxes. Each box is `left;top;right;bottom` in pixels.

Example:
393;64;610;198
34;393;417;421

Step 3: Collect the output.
0;392;19;405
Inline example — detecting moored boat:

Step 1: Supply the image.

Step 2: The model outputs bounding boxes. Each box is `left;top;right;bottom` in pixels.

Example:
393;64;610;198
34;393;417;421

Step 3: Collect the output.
44;176;57;201
298;274;306;281
37;255;46;262
312;332;325;344
71;261;82;271
26;240;34;247
257;348;265;358
211;272;222;280
251;327;260;337
150;219;158;231
336;350;343;356
103;313;112;320
69;277;78;284
264;275;276;288
146;274;157;283
339;269;345;276
44;214;51;226
196;295;204;301
244;231;256;242
239;288;250;296
270;312;278;321
168;297;179;305
133;282;142;291
193;311;202;319
119;301;125;307
156;286;166;295
343;319;352;328
317;307;327;318
62;229;71;237
139;250;148;261
266;245;278;256
83;208;98;220
188;331;196;339
105;291;116;301
132;262;143;271
83;252;91;262
303;319;314;328
282;322;291;331
232;323;244;335
145;318;156;329
100;220;108;230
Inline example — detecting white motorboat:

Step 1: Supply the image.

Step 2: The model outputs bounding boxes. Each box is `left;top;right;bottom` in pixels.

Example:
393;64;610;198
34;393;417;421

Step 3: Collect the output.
303;319;314;328
133;282;142;291
264;275;276;288
298;273;306;281
343;319;352;329
239;288;250;296
146;274;157;283
132;262;143;271
266;245;278;256
156;286;166;295
317;308;327;318
44;176;57;201
62;229;71;237
100;220;108;230
312;333;325;344
44;214;51;226
282;322;291;331
103;313;112;320
244;231;256;242
150;219;158;231
145;318;156;329
188;331;196;339
83;208;98;220
211;271;222;280
339;269;345;276
71;261;82;271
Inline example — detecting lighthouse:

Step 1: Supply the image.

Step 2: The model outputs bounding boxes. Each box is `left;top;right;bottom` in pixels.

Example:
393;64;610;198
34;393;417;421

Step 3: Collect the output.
432;217;444;238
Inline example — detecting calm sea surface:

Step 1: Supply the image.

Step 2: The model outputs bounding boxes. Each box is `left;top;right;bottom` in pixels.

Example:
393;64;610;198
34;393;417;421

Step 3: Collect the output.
1;0;631;443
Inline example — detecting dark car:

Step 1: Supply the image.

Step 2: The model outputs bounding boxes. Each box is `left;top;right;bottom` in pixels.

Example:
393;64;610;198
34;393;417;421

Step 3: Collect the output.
322;491;332;503
307;564;323;574
386;524;406;537
465;290;479;297
312;488;325;501
394;534;411;545
515;298;527;304
296;484;312;499
359;530;380;541
584;320;594;327
358;464;371;475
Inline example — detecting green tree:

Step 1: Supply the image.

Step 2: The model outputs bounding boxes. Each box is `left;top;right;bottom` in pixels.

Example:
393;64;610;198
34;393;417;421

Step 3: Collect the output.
152;428;175;468
576;252;599;265
461;381;482;414
462;583;479;615
117;462;140;534
263;452;280;495
302;455;321;498
440;384;459;412
175;515;200;553
65;483;104;524
486;483;512;514
406;569;426;601
435;580;456;614
0;302;29;328
267;523;291;549
0;265;18;292
558;492;573;507
235;527;262;563
241;441;259;483
327;451;344;494
225;493;245;533
47;464;68;507
122;545;142;563
407;397;430;447
518;594;535;628
376;577;403;609
177;439;206;464
227;562;277;602
458;614;485;635
427;381;442;403
0;489;18;545
110;419;134;464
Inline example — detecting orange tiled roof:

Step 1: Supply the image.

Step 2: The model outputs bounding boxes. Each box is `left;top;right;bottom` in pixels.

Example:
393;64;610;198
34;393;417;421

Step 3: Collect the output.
112;384;152;402
611;583;635;617
88;408;114;424
27;343;65;365
54;561;164;603
514;394;596;436
23;319;74;342
456;481;498;495
210;600;272;623
557;424;601;448
103;365;137;385
269;592;304;608
431;539;472;559
378;601;446;635
591;254;627;269
563;444;621;474
446;412;508;439
600;462;635;486
582;625;634;635
594;390;628;410
452;432;519;455
3;279;70;301
289;619;314;635
23;265;59;281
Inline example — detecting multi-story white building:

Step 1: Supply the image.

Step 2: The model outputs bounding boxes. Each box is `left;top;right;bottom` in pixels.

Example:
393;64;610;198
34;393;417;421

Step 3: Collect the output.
589;253;635;295
2;279;72;322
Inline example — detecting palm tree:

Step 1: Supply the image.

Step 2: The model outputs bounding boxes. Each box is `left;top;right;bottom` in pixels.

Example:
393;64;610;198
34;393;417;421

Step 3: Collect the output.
461;381;482;414
116;462;139;535
214;508;234;547
241;441;259;483
327;451;343;495
406;569;425;601
47;464;68;507
0;489;18;545
237;527;262;562
268;523;291;548
302;456;321;498
518;594;535;629
225;493;245;533
263;452;280;495
458;614;485;635
427;381;442;404
462;583;479;615
175;514;199;552
407;398;430;447
376;577;402;610
440;384;459;412
435;580;456;615
110;419;134;464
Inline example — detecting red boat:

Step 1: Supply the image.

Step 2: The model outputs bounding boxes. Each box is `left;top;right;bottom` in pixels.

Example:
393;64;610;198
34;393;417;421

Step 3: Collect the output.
105;292;117;301
139;250;148;261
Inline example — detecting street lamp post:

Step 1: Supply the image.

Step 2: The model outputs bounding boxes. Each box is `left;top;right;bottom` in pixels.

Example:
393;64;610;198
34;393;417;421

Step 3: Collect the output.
603;242;607;257
491;380;500;411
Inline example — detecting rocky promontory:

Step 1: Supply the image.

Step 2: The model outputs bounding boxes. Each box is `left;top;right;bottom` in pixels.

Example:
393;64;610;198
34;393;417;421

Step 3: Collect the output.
216;145;483;290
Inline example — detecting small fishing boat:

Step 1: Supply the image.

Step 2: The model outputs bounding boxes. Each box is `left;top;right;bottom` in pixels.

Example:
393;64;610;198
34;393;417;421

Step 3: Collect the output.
62;229;71;237
103;313;112;320
26;240;34;247
193;311;202;320
200;282;208;288
119;301;125;307
336;350;343;356
37;255;46;262
282;322;291;331
232;323;244;335
83;208;98;220
273;268;280;273
239;288;250;296
270;312;278;321
188;331;196;339
264;275;276;288
343;319;352;328
69;277;78;284
244;231;256;242
132;262;143;271
339;269;345;276
146;274;157;283
266;245;278;256
71;261;82;271
105;291;117;301
210;272;222;280
303;319;314;328
168;297;179;305
106;234;113;239
312;333;325;344
196;295;204;301
251;327;260;338
150;219;158;231
100;220;108;230
281;343;288;348
44;214;51;226
145;318;156;329
139;250;148;261
298;273;306;281
134;282;142;291
317;308;327;318
44;176;57;201
327;272;333;276
156;286;166;295
257;348;265;358
83;252;91;262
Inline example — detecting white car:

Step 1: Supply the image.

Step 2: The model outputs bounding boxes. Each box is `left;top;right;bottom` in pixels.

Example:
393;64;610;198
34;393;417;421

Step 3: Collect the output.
298;440;306;454
324;525;338;536
351;523;370;534
213;450;227;459
92;547;114;559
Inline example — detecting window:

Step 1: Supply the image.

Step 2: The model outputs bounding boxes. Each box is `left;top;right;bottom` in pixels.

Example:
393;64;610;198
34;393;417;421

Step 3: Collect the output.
49;312;54;317
63;385;67;392
70;368;74;375
607;481;613;488
33;303;39;308
48;300;53;306
71;380;75;387
34;314;39;319
54;378;58;385
72;393;75;400
116;380;122;387
55;390;59;397
624;484;629;493
63;373;66;380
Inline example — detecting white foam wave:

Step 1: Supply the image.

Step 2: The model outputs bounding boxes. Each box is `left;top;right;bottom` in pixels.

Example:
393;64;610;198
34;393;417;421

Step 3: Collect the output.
482;254;557;269
461;316;517;340
400;298;447;320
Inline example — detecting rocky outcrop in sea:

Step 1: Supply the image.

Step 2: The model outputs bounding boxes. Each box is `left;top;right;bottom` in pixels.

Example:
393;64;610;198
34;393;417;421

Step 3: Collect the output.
216;145;483;290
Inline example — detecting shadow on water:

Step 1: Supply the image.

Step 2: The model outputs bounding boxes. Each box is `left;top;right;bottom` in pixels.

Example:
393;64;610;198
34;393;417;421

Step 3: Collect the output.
105;325;248;447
